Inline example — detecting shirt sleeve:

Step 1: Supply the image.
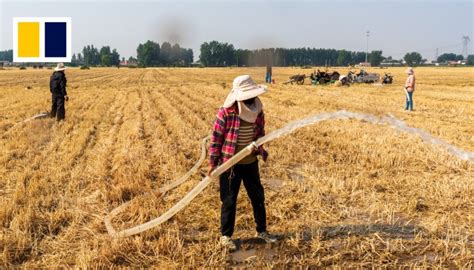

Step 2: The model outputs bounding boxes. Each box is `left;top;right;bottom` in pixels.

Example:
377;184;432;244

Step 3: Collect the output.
49;76;54;93
255;111;268;161
209;108;226;169
256;111;265;138
60;76;68;96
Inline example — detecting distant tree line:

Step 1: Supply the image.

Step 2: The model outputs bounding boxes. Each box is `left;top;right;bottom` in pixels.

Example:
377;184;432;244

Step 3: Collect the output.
2;44;474;67
468;55;474;65
71;45;121;67
197;40;474;67
437;53;464;63
0;49;13;61
236;48;384;67
136;41;193;67
198;41;385;67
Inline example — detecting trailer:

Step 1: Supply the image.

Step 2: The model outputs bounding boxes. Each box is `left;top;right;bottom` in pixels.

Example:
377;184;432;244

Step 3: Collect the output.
283;74;307;85
354;69;380;83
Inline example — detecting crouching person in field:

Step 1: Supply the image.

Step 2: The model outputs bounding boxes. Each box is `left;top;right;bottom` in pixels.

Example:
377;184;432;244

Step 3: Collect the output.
49;63;69;121
208;75;277;251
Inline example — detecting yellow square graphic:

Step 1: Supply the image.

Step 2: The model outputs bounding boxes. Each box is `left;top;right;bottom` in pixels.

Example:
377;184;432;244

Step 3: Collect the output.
18;22;40;57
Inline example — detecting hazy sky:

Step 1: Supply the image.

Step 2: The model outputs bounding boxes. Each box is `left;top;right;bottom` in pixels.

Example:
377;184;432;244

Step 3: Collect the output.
1;0;473;61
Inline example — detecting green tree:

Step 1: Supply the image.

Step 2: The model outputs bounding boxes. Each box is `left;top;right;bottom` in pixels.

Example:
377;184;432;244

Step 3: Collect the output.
111;49;120;66
171;43;181;65
466;55;474;65
77;53;83;65
369;50;384;66
0;49;13;61
82;46;90;66
137;40;160;67
82;45;100;66
99;46;111;66
160;42;172;65
404;52;423;66
185;49;194;65
336;50;351;66
71;53;77;66
199;41;236;67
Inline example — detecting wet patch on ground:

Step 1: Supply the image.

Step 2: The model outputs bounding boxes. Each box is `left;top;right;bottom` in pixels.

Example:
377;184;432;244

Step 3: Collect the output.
225;219;431;267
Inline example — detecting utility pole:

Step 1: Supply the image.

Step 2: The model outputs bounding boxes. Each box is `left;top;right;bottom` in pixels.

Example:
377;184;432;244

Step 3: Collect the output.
462;36;470;59
365;30;370;63
435;48;439;62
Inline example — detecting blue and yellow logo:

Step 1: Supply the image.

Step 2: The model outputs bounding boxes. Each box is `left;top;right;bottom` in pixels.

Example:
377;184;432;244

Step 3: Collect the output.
13;17;72;62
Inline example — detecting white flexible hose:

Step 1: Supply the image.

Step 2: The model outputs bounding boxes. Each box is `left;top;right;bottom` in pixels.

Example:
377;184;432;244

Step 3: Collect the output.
159;135;210;194
104;110;473;238
4;113;50;135
104;141;256;238
24;113;49;123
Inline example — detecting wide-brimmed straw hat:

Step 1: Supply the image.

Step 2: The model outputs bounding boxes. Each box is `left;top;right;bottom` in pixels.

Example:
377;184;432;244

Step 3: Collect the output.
405;67;414;75
54;63;66;71
223;75;267;108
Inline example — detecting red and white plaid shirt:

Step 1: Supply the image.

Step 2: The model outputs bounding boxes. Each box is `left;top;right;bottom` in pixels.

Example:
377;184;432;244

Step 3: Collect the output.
209;104;268;169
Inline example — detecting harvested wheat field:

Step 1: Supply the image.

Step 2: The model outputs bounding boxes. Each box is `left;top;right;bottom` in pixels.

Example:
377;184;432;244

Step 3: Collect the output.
0;67;473;268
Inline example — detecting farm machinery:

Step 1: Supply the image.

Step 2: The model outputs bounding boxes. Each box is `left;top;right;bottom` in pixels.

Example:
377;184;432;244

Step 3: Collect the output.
339;69;384;85
351;69;380;83
310;70;340;84
382;73;394;84
283;70;340;85
284;69;386;86
283;74;307;85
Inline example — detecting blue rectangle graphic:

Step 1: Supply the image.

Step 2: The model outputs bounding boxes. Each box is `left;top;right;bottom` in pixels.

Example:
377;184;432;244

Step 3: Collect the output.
45;22;66;57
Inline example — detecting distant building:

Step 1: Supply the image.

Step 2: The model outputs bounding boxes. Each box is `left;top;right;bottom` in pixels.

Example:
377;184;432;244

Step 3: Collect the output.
419;60;436;65
191;61;203;67
121;59;138;67
1;61;12;67
380;59;403;67
447;60;465;66
357;62;371;67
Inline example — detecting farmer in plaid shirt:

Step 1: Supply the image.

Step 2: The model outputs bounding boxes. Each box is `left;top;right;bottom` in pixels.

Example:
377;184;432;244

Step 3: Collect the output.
208;75;277;251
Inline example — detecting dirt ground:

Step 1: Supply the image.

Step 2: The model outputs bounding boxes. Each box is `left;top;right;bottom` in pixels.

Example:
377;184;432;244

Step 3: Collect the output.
0;66;473;268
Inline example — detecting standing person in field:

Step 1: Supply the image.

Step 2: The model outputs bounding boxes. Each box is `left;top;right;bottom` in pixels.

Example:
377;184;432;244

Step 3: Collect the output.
265;64;272;83
404;67;416;111
208;75;277;251
49;63;69;121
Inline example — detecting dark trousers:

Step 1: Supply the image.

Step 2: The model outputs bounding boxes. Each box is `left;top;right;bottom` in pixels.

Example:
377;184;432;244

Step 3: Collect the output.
220;161;267;237
50;95;65;121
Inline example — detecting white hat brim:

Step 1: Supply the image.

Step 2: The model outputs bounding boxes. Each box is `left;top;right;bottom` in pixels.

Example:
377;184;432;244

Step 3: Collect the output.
54;67;66;71
223;84;267;108
223;90;238;108
236;85;267;101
